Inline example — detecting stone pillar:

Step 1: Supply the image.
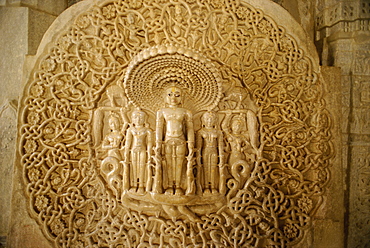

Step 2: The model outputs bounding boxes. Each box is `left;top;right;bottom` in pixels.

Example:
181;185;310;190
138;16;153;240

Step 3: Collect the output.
316;1;370;247
0;1;68;247
312;66;344;248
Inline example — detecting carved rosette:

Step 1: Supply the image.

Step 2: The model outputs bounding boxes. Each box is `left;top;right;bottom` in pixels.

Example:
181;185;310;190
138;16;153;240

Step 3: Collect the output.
19;0;333;247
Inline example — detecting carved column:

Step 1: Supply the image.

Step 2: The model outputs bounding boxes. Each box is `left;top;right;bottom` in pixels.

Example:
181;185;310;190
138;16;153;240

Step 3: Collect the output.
316;1;370;247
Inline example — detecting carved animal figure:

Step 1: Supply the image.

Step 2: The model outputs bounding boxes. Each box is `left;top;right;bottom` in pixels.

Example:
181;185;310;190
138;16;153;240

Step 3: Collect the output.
222;86;250;109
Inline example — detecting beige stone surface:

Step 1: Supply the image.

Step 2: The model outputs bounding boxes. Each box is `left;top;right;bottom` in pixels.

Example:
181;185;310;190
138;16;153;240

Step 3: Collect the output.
0;4;58;247
315;1;370;247
6;0;67;16
0;5;57;103
0;101;17;243
0;7;29;241
280;0;315;41
1;0;368;247
7;165;51;248
314;66;344;247
28;8;58;55
14;0;336;247
313;219;344;248
0;7;28;104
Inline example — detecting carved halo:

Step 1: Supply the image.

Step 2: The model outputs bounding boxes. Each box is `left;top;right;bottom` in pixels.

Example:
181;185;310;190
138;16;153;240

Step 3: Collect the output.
123;45;223;113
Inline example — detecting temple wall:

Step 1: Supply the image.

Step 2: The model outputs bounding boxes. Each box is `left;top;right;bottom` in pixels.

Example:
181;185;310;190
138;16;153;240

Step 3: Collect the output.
315;1;370;247
0;0;368;247
0;1;67;246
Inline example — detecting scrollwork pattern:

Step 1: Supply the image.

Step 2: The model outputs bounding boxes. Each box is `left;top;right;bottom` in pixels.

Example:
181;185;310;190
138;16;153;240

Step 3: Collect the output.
20;0;333;247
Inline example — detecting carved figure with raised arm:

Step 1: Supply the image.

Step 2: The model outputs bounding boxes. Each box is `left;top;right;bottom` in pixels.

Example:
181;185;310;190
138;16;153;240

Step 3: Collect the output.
101;113;124;197
221;111;254;165
196;111;224;194
102;113;124;159
155;86;195;195
124;109;153;194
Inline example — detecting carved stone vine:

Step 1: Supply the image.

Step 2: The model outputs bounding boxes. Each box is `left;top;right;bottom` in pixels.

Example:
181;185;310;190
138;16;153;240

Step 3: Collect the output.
20;0;333;247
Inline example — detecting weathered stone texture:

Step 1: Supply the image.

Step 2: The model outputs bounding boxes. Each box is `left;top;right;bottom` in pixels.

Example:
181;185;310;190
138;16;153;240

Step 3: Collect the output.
28;8;58;55
0;3;63;247
313;219;344;248
279;0;316;41
313;66;344;248
315;1;370;247
67;0;82;7
0;101;17;244
348;145;370;248
7;169;51;248
0;8;28;244
4;0;67;16
0;7;28;103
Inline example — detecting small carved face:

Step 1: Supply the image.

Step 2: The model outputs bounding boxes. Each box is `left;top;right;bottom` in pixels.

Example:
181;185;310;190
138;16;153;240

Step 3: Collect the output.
202;112;216;128
175;5;181;15
231;118;243;133
127;13;134;24
109;117;120;131
132;111;145;126
165;87;182;106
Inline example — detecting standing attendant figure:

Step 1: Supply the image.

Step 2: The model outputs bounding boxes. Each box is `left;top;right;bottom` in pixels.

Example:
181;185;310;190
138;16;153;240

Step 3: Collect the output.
196;111;224;194
124;109;153;194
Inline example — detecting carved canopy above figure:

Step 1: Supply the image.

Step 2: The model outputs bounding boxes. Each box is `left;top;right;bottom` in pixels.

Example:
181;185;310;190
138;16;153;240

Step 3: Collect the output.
19;0;333;247
124;45;223;113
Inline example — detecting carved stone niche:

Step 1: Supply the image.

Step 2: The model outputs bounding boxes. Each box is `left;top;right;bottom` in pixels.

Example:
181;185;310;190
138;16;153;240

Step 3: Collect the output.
19;0;333;247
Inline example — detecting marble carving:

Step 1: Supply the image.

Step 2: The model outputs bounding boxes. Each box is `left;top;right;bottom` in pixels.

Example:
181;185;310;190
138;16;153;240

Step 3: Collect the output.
19;0;333;247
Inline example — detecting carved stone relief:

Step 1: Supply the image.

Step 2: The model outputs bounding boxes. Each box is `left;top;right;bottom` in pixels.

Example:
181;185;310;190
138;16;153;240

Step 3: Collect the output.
19;0;333;247
349;145;370;248
316;1;370;40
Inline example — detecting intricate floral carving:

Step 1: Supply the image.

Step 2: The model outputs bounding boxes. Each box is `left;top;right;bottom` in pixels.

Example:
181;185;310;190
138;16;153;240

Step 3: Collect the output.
50;219;65;236
35;195;49;211
24;140;37;154
20;0;333;247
